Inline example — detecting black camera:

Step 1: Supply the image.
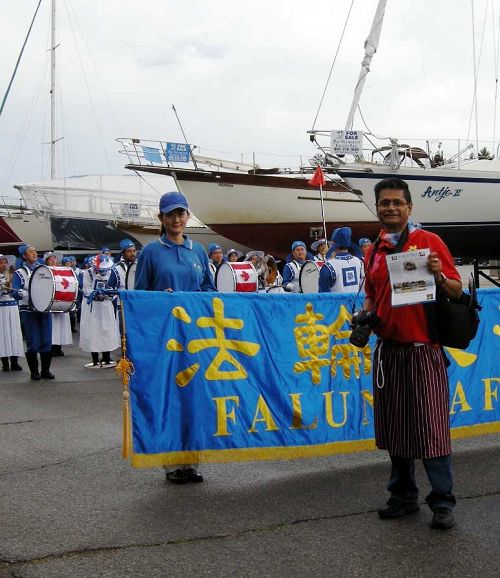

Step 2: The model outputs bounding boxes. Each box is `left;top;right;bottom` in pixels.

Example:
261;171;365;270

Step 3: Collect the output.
349;310;381;348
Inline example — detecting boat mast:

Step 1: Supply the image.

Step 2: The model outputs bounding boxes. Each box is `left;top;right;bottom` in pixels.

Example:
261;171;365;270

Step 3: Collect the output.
345;0;388;131
50;0;57;179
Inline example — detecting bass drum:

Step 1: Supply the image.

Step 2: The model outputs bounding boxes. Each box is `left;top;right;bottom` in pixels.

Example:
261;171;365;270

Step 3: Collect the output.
125;262;137;290
299;260;323;293
29;265;78;312
216;262;258;293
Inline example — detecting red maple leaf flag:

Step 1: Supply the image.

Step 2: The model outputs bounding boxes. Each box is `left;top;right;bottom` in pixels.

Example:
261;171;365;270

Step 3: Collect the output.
308;165;326;187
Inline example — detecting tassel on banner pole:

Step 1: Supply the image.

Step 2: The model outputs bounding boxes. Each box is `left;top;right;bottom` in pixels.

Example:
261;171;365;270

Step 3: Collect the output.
115;306;135;459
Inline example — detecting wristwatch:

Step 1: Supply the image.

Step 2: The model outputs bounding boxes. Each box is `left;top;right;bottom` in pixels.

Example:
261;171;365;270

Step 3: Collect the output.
436;272;448;285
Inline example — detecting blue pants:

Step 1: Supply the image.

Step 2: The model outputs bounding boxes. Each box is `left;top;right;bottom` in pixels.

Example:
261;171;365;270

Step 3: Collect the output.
20;311;52;353
388;454;456;511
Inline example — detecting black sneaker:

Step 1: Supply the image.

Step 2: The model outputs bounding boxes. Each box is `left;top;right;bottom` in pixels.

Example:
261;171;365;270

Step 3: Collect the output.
185;467;204;483
431;507;454;530
165;468;189;485
378;499;419;519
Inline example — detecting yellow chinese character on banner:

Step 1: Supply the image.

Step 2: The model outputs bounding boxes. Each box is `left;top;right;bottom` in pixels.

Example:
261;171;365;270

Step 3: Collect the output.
293;303;331;385
293;303;372;384
167;297;260;387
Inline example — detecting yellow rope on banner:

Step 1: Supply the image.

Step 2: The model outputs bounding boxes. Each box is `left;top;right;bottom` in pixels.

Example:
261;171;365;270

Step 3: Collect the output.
115;305;134;459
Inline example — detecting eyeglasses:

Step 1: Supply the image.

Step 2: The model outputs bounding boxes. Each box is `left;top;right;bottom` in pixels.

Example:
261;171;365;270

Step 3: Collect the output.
376;199;409;208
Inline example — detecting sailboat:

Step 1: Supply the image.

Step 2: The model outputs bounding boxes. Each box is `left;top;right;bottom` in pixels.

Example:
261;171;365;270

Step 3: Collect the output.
120;0;500;259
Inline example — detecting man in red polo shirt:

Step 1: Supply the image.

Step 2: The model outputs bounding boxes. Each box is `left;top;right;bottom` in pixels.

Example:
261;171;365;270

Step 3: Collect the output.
363;177;462;530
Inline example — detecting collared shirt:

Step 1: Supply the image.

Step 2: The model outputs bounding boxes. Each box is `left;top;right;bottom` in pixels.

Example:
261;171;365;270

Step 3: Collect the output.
364;228;460;343
134;235;216;292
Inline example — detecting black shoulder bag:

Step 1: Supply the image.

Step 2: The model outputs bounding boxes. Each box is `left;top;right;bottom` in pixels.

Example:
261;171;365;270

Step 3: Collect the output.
426;274;482;350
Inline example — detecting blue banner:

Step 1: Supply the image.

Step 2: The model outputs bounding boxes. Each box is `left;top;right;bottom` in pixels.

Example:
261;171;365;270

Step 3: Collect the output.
119;289;500;467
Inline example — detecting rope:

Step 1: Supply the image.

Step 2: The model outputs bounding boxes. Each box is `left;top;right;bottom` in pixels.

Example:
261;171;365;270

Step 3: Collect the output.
0;0;43;119
311;0;356;131
63;0;112;173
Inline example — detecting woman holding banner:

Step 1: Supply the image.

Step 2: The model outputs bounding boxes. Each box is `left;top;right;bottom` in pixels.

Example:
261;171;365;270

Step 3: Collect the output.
135;190;216;484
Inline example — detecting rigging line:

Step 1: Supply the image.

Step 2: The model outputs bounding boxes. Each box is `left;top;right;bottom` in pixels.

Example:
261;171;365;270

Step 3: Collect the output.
66;0;122;136
493;2;500;150
0;52;49;193
0;0;43;119
467;0;490;147
310;0;356;131
357;105;389;141
63;0;112;173
132;170;164;195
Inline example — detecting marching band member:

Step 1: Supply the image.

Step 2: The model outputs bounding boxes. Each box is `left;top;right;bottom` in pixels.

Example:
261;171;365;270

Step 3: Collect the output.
282;241;307;293
107;239;137;333
207;243;224;279
43;253;72;357
62;256;81;333
311;239;329;262
79;254;120;368
226;248;243;263
12;246;54;380
135;191;215;484
358;237;373;259
319;227;364;293
0;254;24;372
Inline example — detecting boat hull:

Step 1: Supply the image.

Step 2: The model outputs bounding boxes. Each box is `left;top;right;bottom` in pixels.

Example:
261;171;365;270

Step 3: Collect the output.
338;167;500;258
126;165;379;256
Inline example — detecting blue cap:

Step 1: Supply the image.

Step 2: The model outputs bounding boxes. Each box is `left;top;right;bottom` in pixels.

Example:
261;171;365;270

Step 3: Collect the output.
62;256;72;264
207;243;222;256
101;247;111;253
291;241;306;251
358;238;372;247
331;227;352;248
159;191;189;214
18;244;28;256
120;239;135;251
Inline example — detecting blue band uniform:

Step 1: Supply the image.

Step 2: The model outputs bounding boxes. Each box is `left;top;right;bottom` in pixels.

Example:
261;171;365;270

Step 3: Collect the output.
118;289;500;468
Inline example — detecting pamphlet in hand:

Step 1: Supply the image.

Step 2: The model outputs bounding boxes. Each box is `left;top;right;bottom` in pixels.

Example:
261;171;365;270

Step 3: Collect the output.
386;248;436;307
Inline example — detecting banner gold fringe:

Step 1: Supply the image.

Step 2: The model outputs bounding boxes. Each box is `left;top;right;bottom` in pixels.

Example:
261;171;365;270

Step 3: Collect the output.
127;421;500;468
115;305;134;459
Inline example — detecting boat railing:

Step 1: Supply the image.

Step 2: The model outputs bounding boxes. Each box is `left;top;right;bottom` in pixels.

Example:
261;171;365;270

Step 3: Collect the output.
0;196;32;217
308;130;500;169
116;137;311;174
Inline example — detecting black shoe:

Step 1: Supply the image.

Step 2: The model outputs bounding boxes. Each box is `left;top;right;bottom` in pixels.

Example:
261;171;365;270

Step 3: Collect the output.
378;499;419;519
431;507;454;530
10;357;22;371
185;467;204;483
1;357;9;371
40;352;55;379
165;468;190;485
26;352;41;380
51;348;65;357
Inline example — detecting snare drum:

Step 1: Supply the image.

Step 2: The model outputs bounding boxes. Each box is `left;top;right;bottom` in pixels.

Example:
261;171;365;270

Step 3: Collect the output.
28;265;78;312
299;260;323;293
216;262;258;293
125;261;137;290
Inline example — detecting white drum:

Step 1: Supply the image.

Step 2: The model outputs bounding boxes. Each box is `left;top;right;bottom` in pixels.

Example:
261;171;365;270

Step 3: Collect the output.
299;260;323;293
125;262;137;290
216;262;258;293
29;265;78;313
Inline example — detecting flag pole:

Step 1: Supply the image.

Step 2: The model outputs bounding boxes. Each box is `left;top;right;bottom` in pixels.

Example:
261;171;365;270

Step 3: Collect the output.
319;183;327;243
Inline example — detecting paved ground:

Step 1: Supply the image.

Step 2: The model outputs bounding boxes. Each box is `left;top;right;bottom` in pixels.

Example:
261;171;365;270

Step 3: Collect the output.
0;345;499;578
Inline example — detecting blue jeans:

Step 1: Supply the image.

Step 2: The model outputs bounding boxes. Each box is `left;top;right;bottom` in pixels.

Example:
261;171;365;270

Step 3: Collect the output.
387;454;456;511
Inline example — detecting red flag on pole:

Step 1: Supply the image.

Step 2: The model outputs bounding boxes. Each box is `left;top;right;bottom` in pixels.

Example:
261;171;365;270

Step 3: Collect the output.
308;165;326;187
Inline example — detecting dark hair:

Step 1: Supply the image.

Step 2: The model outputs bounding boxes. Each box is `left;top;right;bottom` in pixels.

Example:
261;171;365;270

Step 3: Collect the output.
374;178;412;204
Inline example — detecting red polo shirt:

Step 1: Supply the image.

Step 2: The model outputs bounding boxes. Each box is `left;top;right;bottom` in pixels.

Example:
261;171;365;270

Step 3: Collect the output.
364;228;461;343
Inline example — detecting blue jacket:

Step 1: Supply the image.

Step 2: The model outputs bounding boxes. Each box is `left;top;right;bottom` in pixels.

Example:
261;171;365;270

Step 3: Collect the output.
134;235;216;292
